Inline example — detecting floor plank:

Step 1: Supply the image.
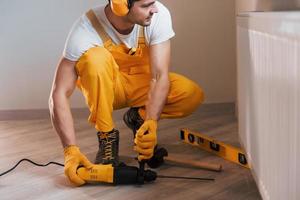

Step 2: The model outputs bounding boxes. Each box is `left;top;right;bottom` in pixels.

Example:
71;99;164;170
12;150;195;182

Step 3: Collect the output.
0;103;262;200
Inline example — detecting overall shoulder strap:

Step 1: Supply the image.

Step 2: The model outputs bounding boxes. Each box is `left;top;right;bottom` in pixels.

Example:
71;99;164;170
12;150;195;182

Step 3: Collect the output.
138;26;145;44
138;26;144;38
86;9;113;47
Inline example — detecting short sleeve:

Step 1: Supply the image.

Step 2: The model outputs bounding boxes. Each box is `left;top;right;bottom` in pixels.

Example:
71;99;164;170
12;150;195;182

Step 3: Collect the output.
148;2;175;45
62;15;103;62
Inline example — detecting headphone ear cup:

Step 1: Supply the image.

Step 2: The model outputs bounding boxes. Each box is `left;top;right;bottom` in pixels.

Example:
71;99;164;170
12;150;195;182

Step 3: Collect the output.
110;0;129;16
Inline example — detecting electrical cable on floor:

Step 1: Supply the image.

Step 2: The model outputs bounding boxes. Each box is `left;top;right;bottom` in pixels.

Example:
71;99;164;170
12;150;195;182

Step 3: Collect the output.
0;158;64;177
0;159;215;182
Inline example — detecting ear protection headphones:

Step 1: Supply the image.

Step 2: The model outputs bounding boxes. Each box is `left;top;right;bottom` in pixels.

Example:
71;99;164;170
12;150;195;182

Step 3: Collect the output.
110;0;133;16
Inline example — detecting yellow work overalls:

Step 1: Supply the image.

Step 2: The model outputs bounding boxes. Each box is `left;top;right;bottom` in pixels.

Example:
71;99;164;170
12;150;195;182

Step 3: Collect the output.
75;10;204;132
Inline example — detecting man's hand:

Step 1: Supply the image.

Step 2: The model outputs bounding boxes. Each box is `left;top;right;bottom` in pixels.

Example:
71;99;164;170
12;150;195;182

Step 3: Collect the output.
64;145;93;186
134;120;158;161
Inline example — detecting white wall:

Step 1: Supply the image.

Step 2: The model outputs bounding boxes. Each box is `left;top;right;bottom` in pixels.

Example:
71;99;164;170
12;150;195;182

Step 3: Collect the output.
0;0;104;110
0;0;237;110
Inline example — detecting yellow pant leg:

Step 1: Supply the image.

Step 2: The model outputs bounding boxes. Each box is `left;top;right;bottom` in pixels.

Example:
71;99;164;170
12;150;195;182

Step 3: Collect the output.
75;47;127;132
138;72;204;119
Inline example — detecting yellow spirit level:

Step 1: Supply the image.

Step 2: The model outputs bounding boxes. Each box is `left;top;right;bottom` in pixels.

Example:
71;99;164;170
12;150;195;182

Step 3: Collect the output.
180;128;250;169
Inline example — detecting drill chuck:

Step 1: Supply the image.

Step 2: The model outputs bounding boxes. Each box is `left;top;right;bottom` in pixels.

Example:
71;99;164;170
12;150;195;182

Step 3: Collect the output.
114;165;157;185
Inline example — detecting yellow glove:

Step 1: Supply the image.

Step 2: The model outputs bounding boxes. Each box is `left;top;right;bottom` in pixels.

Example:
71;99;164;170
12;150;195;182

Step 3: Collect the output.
134;119;158;161
64;145;93;186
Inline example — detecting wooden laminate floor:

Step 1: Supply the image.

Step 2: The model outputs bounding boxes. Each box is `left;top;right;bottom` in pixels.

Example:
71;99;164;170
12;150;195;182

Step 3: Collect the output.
0;103;262;200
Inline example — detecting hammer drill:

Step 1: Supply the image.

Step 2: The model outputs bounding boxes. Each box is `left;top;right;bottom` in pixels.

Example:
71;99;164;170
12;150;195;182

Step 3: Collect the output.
77;162;156;185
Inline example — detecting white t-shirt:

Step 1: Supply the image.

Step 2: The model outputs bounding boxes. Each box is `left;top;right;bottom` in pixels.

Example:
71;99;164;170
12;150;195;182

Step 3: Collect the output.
63;1;175;62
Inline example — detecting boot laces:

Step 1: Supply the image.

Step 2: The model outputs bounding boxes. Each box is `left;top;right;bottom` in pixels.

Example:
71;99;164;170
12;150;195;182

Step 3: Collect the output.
99;131;117;161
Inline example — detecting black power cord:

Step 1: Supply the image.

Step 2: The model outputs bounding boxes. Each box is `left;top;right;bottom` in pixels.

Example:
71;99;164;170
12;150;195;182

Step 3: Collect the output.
0;158;64;177
0;159;215;181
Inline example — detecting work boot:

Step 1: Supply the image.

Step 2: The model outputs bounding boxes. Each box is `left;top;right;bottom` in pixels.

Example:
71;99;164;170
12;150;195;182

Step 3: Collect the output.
123;107;166;169
123;107;144;138
95;129;119;166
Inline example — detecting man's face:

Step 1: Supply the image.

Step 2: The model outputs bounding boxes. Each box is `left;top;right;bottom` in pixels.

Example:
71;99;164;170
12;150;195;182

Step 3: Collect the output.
127;0;158;26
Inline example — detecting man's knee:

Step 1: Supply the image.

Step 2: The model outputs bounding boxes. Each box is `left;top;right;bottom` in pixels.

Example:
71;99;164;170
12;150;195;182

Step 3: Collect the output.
193;84;205;107
169;74;204;117
181;80;205;114
76;47;114;77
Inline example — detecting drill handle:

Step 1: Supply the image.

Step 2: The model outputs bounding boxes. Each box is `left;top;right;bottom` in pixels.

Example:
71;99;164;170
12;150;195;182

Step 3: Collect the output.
77;164;114;184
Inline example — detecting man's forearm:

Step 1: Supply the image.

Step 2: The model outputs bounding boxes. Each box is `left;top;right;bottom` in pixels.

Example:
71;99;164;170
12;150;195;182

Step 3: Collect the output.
49;94;76;148
145;74;170;120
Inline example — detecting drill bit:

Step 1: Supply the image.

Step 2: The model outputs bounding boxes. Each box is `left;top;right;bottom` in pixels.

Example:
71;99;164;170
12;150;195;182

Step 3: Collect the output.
157;175;215;181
